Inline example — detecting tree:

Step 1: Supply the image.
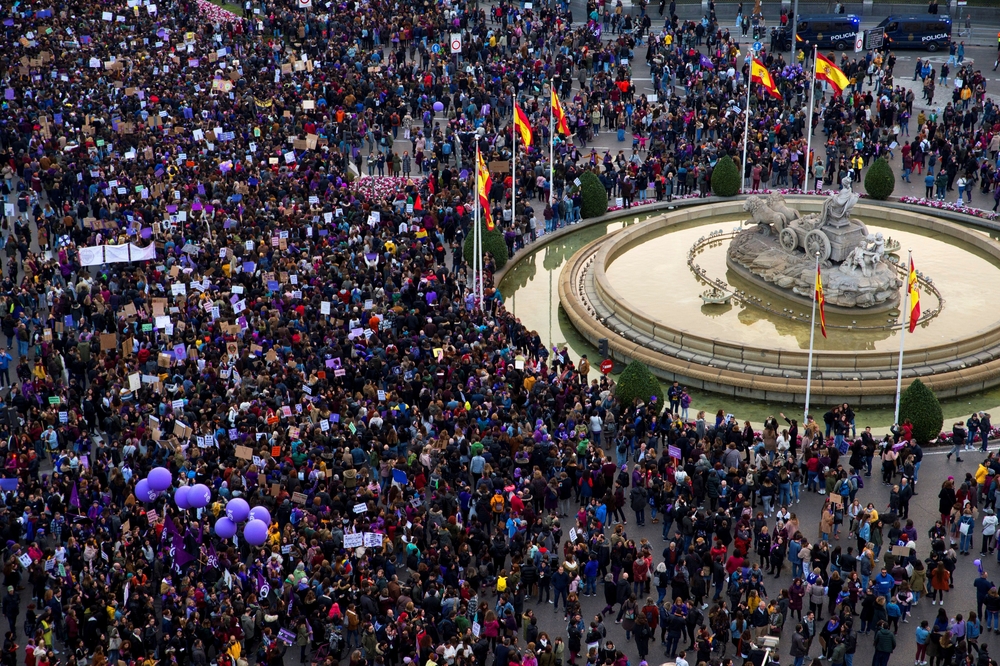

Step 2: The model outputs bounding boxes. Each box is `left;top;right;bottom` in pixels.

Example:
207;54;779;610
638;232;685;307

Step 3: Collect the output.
615;360;665;411
864;157;896;201
463;219;510;270
579;170;608;219
898;378;944;444
711;155;740;197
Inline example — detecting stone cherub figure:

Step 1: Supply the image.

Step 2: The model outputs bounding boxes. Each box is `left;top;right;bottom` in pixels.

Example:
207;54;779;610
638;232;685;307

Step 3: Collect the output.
841;232;885;277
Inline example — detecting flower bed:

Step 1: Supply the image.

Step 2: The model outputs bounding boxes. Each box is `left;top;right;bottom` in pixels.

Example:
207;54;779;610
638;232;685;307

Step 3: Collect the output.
195;0;243;24
350;176;426;201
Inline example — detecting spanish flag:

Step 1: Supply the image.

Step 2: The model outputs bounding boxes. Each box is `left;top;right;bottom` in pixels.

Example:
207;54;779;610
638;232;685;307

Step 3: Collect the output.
476;148;494;231
551;90;570;135
816;264;827;338
514;103;533;147
815;53;850;96
751;59;782;100
908;257;921;333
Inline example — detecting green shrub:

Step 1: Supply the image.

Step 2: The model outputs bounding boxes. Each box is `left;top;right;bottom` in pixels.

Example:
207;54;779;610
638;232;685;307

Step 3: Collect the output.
579;171;608;219
463;219;509;270
864;157;896;201
898;378;944;444
711;155;740;197
615;360;664;410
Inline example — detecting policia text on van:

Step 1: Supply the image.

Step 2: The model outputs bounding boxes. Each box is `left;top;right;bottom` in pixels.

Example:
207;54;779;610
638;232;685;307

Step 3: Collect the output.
877;15;952;52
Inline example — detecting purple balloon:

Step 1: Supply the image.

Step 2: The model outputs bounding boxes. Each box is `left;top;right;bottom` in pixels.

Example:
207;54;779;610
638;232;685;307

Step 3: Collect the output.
243;519;268;546
174;485;191;509
433;101;444;112
189;483;211;508
226;498;250;522
147;467;173;492
248;506;271;525
135;479;158;503
215;516;238;539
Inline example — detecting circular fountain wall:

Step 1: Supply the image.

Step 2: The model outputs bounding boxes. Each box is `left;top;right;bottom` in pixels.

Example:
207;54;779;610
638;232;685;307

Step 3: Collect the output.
560;198;1000;405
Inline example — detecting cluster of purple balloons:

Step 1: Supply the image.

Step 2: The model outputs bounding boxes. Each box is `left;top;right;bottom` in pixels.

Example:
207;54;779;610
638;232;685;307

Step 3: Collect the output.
174;483;212;510
134;467;271;546
215;500;271;546
134;466;175;503
133;467;213;511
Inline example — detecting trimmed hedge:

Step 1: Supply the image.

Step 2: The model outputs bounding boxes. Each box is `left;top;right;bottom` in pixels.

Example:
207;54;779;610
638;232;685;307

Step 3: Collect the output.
580;170;608;219
898;378;943;444
615;360;664;410
711;156;740;197
463;219;510;270
864;157;896;201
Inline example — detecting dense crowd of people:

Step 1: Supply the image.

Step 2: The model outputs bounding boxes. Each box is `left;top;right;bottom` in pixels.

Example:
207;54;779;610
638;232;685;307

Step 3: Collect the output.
3;2;1000;666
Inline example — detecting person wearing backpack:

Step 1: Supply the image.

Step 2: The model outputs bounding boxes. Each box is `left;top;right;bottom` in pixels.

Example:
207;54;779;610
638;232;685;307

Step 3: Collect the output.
630;485;648;526
615;435;629;467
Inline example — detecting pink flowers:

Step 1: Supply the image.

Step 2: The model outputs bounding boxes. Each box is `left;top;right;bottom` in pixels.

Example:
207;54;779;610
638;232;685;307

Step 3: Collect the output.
934;427;1000;444
898;196;1000;222
350;176;426;201
194;0;243;24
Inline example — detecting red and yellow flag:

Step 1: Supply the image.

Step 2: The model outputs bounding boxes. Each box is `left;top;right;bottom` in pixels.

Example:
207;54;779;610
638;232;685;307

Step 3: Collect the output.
751;59;782;100
908;257;921;333
514;103;533;147
551;90;570;135
816;263;827;338
476;147;494;231
815;53;850;96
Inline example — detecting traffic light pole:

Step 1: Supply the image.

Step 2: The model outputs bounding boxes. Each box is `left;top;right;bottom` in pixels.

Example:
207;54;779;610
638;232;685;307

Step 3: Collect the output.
789;0;798;60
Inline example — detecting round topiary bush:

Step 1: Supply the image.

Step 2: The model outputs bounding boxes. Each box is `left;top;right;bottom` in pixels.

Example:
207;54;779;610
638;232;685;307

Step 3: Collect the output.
711;155;740;197
579;170;608;219
463;219;510;270
615;360;665;410
864;156;896;201
898;378;943;444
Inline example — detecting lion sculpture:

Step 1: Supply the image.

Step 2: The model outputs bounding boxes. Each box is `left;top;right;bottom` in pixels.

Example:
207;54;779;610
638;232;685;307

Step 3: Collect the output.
764;193;801;225
743;195;787;235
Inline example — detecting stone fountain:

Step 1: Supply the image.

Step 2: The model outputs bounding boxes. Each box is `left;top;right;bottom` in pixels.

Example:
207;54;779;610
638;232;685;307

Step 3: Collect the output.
726;178;902;313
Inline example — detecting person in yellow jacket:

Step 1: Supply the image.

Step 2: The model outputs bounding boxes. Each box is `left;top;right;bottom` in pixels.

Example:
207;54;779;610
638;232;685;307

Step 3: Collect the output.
976;461;990;486
851;154;864;183
225;636;242;662
961;84;973;110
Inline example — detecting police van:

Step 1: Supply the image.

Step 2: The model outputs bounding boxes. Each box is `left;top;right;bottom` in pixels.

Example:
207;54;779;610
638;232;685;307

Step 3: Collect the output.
774;14;861;51
876;15;952;51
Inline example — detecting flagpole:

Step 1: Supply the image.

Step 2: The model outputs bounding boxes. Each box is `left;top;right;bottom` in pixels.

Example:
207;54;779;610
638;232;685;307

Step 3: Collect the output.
805;45;818;191
474;147;480;311
478;209;484;308
512;92;517;234
741;55;752;194
804;251;819;424
893;250;913;426
549;93;555;209
477;144;484;309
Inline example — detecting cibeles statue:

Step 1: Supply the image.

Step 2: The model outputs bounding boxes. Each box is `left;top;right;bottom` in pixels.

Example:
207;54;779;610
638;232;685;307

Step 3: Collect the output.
727;184;903;311
821;175;861;228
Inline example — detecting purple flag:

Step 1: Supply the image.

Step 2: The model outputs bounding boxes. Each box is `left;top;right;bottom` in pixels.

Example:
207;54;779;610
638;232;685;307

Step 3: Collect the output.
699;54;715;70
171;532;194;568
70;483;80;508
163;514;180;537
205;542;219;570
256;570;272;598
